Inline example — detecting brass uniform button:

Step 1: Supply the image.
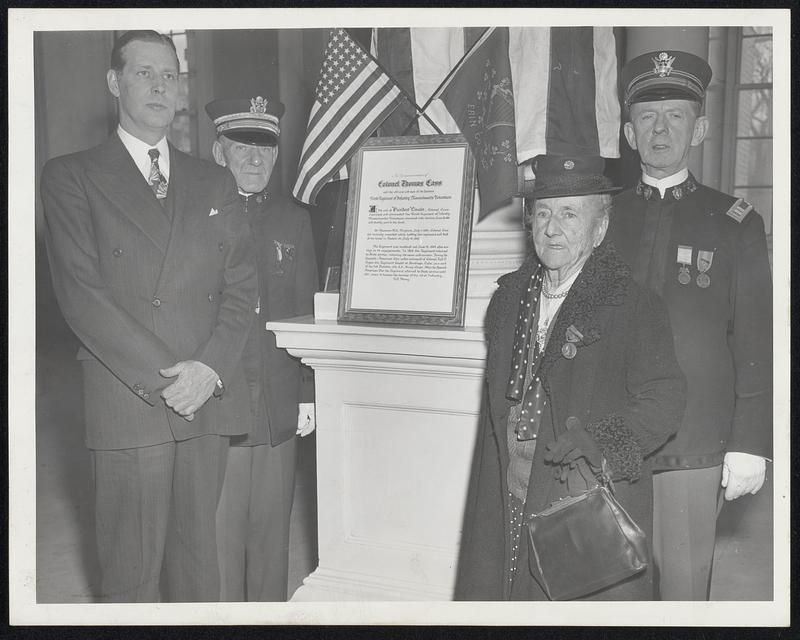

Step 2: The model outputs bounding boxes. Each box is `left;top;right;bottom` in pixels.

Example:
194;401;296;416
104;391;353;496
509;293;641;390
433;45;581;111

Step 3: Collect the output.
152;298;161;308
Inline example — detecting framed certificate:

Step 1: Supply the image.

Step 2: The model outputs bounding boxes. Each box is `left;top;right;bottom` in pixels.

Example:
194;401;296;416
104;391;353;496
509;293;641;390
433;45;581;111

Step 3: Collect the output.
338;134;476;326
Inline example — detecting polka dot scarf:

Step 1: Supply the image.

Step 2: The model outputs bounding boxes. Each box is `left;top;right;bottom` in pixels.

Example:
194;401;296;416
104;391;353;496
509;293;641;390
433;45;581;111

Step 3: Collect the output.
505;267;547;441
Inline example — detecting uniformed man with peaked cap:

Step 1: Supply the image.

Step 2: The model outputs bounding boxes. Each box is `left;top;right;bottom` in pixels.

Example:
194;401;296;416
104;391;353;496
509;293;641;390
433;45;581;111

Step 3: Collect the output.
607;50;773;600
206;95;318;601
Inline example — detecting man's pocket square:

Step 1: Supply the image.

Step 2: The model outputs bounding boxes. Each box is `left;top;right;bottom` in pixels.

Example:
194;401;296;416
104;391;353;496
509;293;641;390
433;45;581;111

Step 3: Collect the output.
209;207;219;217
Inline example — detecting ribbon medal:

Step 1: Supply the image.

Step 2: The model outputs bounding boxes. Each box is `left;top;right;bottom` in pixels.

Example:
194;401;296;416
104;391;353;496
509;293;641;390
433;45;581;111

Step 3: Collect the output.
676;245;692;285
696;249;714;288
562;325;584;360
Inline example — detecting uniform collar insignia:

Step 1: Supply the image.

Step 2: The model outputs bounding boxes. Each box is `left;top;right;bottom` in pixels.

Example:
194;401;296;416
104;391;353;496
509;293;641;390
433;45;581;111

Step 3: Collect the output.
635;173;699;202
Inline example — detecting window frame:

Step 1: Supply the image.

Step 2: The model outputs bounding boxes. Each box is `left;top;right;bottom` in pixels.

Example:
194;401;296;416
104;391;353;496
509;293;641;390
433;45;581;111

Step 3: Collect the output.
720;26;773;233
166;30;199;156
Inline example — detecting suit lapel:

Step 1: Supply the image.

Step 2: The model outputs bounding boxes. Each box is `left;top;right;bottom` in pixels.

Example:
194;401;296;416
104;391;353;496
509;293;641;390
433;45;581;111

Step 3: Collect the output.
156;145;214;290
86;134;171;253
156;145;191;288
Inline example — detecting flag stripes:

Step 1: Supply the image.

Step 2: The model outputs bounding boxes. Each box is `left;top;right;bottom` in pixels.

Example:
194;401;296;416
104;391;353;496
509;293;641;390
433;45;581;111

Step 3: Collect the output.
509;26;619;161
546;27;601;156
592;28;621;158
292;29;403;205
294;66;392;196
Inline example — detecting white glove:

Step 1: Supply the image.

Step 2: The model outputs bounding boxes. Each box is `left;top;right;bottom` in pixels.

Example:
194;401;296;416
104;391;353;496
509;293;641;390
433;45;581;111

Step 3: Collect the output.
721;451;767;501
296;402;316;437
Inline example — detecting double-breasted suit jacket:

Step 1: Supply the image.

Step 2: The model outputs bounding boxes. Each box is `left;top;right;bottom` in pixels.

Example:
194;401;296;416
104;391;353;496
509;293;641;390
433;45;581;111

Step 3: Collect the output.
41;133;258;450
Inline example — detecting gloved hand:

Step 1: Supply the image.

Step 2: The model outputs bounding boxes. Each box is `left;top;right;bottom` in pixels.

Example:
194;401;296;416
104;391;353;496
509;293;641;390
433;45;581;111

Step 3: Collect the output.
296;402;316;437
544;416;604;471
721;451;767;500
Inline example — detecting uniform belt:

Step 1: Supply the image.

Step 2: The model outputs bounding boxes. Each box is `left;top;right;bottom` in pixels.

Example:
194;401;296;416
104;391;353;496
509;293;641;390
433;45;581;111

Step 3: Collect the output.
653;451;725;470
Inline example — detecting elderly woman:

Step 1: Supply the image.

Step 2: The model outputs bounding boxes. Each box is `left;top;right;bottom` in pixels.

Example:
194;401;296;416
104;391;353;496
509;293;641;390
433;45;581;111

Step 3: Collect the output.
455;155;686;601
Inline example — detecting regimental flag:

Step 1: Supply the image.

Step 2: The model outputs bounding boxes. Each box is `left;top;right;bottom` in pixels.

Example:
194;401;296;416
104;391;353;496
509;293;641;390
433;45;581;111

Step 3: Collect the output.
372;27;620;161
436;27;518;220
371;27;487;137
292;28;404;205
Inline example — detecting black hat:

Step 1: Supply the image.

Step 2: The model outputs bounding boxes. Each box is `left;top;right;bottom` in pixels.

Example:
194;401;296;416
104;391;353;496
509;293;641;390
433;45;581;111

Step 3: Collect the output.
620;50;712;108
522;155;620;200
205;96;285;146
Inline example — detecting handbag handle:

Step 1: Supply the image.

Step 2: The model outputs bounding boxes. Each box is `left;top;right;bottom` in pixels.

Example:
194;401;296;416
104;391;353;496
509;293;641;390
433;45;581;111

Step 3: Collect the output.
566;415;615;494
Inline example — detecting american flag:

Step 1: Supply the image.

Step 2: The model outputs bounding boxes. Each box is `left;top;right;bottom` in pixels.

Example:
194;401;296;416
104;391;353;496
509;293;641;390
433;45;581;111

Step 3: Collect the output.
292;29;404;205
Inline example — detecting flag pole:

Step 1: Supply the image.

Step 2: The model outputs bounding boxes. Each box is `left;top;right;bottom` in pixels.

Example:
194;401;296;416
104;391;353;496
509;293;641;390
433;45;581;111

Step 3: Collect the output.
399;27;495;135
344;29;443;135
422;27;495;109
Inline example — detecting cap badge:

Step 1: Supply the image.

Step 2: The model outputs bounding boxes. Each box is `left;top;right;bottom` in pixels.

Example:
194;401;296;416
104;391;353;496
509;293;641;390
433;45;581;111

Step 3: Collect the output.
652;52;676;77
563;160;575;170
250;96;269;114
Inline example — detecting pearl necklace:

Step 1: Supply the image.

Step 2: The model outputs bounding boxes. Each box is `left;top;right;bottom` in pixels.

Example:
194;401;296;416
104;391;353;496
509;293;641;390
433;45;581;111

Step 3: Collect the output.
536;272;579;350
541;286;569;300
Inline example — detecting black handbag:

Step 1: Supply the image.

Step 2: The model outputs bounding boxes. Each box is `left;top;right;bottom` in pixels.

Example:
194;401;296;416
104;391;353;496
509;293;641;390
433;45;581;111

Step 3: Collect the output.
525;463;648;601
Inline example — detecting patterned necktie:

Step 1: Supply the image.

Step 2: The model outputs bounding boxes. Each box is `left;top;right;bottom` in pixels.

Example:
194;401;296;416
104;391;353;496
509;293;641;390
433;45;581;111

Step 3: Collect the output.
147;148;168;199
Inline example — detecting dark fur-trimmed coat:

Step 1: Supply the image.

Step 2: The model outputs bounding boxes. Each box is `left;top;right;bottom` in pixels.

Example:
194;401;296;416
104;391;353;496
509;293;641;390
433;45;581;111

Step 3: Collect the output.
455;242;686;601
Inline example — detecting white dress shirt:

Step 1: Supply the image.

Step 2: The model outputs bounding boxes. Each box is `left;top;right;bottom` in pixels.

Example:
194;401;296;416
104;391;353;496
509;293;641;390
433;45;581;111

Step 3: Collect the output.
117;125;170;183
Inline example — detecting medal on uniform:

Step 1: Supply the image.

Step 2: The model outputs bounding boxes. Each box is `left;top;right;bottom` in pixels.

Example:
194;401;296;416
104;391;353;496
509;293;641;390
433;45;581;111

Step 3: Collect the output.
562;325;583;360
696;249;714;288
676;245;692;285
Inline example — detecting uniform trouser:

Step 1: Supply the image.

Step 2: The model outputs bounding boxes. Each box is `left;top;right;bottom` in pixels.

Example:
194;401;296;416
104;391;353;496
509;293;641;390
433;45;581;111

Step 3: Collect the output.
91;434;229;602
652;465;723;600
216;436;298;601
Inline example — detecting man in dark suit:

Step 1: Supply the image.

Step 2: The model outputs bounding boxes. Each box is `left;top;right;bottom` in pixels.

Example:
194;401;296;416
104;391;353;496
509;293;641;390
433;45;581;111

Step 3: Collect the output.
205;96;318;601
608;50;772;600
40;31;258;602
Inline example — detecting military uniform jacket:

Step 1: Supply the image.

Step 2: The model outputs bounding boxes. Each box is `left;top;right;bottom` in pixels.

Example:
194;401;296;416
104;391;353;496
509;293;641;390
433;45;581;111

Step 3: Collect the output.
234;193;318;447
609;174;772;470
41;133;258;450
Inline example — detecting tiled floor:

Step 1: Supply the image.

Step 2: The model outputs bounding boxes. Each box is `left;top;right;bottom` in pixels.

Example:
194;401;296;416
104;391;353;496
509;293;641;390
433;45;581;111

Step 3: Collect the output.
32;251;773;603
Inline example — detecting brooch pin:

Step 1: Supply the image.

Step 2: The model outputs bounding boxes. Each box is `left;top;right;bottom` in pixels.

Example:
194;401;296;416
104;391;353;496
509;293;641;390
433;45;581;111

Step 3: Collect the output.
274;240;295;275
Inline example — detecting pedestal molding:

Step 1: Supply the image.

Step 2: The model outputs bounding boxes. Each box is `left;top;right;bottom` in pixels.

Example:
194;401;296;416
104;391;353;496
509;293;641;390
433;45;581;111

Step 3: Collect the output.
293;567;452;602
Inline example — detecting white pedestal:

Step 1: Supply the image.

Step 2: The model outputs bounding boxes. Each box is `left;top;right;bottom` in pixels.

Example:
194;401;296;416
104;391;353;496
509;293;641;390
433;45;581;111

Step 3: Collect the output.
269;317;486;600
270;199;526;601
